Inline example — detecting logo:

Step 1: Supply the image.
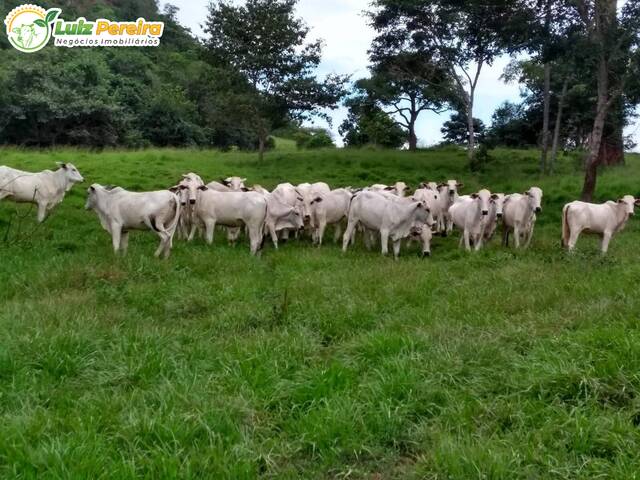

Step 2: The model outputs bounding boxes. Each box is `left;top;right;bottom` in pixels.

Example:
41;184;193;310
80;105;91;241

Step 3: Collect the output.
4;4;164;53
5;4;60;53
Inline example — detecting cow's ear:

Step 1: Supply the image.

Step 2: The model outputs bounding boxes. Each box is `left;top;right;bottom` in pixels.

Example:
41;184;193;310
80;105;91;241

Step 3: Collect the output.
491;194;499;200
457;183;464;188
241;187;249;192
437;182;447;188
241;178;247;182
56;162;67;169
313;196;323;203
179;184;188;190
169;186;179;193
618;198;624;203
635;198;640;206
198;185;208;191
384;186;394;191
221;178;230;186
89;186;96;192
471;193;479;199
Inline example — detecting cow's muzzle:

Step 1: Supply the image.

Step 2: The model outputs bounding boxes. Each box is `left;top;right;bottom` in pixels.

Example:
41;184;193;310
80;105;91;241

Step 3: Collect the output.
304;215;311;221
449;190;455;196
190;199;196;205
421;251;431;258
482;210;488;216
497;213;503;218
535;207;541;213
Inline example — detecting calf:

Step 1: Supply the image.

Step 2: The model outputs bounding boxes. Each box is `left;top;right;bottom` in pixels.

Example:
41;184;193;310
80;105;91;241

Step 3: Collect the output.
562;195;639;254
342;191;434;258
193;186;267;255
448;189;497;251
0;163;84;222
85;184;180;258
502;187;543;248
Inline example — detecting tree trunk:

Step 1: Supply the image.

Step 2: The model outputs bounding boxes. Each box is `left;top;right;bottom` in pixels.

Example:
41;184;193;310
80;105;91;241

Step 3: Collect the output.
598;99;625;166
466;96;475;165
540;62;552;174
581;60;609;201
408;115;418;151
549;78;569;174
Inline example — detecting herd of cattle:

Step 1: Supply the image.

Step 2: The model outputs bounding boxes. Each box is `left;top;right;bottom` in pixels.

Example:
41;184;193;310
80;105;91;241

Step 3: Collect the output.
1;162;639;258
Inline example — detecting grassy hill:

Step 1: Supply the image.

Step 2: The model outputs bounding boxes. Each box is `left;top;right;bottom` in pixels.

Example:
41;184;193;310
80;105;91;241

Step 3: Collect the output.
1;146;640;478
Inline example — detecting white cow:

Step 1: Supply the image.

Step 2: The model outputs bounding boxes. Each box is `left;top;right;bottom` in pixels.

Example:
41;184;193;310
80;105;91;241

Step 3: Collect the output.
370;181;408;197
413;187;443;227
193;186;266;255
483;193;506;242
271;183;304;241
448;189;497;251
173;173;204;239
263;195;304;249
221;176;248;191
0;162;84;222
562;195;639;254
436;179;463;235
296;182;331;228
502;187;543;248
342;191;434;258
85;184;180;258
311;188;353;246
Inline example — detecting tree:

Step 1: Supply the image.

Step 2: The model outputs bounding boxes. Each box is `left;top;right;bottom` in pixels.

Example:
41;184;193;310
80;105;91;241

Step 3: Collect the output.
574;0;640;200
369;0;518;166
339;92;405;149
365;50;456;150
441;112;485;146
203;0;348;160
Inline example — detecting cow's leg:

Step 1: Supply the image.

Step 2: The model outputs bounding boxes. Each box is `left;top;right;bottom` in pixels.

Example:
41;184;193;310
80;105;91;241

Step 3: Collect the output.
463;229;471;252
204;220;216;245
333;223;343;243
380;229;390;256
600;231;612;254
392;239;401;259
120;231;129;255
502;227;509;247
248;226;262;256
110;223;122;254
474;233;483;252
525;224;535;248
567;227;581;252
281;229;290;243
316;219;327;247
513;225;521;248
342;219;357;252
364;229;374;250
267;222;279;249
36;202;48;223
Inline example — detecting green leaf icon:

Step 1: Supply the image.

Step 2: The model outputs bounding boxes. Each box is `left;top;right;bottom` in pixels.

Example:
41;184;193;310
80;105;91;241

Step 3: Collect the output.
33;19;46;28
45;10;60;24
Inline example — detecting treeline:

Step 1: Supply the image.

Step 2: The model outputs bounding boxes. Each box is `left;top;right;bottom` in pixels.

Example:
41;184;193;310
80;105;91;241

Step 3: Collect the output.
0;0;346;155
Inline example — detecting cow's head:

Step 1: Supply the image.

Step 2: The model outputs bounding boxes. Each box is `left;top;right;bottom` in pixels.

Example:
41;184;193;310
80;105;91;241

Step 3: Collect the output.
525;187;543;214
179;173;204;205
471;189;492;216
618;195;637;216
222;176;247;191
13;24;37;48
491;193;506;218
85;184;102;210
57;162;84;184
393;181;408;197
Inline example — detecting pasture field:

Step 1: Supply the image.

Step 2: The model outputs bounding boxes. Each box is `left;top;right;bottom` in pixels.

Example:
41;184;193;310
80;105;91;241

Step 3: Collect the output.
2;146;640;479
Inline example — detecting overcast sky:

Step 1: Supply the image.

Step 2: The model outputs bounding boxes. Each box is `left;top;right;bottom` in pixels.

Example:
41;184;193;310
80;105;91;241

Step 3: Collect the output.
168;0;640;148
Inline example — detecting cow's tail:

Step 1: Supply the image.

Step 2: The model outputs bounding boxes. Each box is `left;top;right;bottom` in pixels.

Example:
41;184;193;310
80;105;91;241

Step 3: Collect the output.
561;204;570;248
166;193;182;239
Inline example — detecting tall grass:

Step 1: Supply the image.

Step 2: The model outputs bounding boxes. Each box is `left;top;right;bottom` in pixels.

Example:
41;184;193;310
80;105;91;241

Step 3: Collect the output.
1;146;640;478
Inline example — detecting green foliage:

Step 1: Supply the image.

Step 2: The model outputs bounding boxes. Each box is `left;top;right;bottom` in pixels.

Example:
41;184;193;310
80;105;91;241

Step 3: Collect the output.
293;128;335;149
1;147;640;477
339;93;406;149
441;112;485;146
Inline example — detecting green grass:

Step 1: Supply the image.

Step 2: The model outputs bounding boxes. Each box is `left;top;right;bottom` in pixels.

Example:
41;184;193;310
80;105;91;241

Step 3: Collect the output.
1;146;640;478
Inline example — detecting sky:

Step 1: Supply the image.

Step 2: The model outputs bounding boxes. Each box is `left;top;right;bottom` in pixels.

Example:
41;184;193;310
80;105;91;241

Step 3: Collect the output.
167;0;640;149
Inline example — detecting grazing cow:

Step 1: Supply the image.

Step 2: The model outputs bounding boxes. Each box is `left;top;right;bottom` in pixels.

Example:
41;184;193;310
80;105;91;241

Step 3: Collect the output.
0;162;84;222
296;182;331;228
370;181;408;197
263;195;304;249
311;188;353;246
342;191;435;258
193;186;266;255
502;187;543;248
436;179;463;235
85;184;180;258
562;195;639;254
448;189;497;251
